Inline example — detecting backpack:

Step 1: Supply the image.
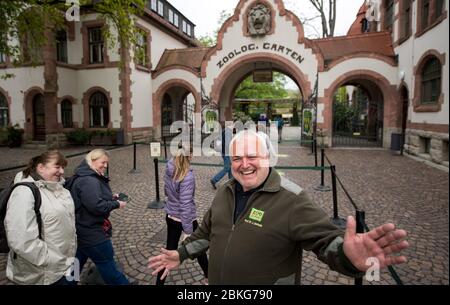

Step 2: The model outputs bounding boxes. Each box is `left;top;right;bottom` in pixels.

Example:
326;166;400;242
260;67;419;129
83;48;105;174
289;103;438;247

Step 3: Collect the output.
0;182;43;253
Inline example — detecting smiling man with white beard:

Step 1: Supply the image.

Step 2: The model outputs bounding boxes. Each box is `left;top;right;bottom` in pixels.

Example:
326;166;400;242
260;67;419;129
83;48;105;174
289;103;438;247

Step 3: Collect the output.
149;130;409;285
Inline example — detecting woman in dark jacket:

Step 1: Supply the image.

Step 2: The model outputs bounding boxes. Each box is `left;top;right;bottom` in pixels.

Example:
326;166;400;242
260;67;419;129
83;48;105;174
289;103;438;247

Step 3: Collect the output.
156;148;208;285
66;149;129;284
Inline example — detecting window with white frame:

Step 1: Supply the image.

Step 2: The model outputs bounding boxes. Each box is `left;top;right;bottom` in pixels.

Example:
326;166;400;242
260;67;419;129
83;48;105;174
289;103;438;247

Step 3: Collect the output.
135;29;148;66
89;27;104;64
182;20;187;33
150;0;157;11
174;14;179;27
168;9;174;24
89;92;109;127
158;1;164;16
56;29;68;63
186;24;191;36
421;57;442;105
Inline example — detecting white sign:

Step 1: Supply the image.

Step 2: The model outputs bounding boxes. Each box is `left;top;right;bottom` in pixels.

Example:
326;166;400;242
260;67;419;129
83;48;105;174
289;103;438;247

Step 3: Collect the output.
150;142;161;157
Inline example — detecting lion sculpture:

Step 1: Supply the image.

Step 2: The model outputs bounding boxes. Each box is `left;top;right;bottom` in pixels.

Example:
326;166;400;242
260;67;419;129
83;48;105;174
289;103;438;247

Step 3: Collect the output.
248;4;271;36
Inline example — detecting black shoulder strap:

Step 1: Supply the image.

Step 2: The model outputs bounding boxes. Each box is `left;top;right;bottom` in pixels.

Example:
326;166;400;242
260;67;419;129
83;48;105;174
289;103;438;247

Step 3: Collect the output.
11;182;43;239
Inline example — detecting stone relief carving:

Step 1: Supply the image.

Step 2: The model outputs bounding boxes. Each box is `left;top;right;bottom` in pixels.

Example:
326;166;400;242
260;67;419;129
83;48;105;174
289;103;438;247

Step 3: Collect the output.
248;4;271;36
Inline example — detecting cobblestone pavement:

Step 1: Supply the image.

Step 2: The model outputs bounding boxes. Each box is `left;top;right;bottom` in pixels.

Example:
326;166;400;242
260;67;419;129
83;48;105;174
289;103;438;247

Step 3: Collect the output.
0;143;448;285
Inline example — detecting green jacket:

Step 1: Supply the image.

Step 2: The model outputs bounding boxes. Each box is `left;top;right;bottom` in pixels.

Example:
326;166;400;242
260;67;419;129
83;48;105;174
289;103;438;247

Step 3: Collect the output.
178;169;363;284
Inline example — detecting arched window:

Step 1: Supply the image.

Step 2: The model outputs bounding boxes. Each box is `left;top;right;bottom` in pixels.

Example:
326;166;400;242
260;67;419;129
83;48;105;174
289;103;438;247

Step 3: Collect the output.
61;99;73;128
421;57;441;104
89;92;109;127
0;93;8;127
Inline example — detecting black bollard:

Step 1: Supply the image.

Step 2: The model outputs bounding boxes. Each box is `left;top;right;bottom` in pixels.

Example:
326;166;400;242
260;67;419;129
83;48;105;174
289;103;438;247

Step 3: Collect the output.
163;136;167;160
314;139;318;167
330;165;346;229
314;148;331;192
148;158;165;209
354;210;366;286
129;142;141;174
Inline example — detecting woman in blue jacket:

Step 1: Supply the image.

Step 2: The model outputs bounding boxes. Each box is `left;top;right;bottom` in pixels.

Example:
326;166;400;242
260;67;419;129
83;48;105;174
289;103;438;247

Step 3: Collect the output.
156;148;208;285
66;149;129;284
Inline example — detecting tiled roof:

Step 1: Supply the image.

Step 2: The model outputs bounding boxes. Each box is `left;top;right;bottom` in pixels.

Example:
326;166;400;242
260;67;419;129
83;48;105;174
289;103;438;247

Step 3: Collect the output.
312;32;396;66
154;47;211;72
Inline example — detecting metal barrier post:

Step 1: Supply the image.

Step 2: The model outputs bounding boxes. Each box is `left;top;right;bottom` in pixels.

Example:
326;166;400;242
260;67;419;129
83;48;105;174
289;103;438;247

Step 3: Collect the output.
314;139;318;167
148;158;165;209
314;148;331;192
354;209;365;286
129;142;141;174
163;136;167;160
330;165;346;229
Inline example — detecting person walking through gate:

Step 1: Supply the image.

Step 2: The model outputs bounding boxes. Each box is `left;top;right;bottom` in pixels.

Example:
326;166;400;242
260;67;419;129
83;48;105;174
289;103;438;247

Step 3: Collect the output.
156;147;209;285
148;130;409;284
65;149;130;284
3;150;76;285
210;122;233;189
275;116;284;143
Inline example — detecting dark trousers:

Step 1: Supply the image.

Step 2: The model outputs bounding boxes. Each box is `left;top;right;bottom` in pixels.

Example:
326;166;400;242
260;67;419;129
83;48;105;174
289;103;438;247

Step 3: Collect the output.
211;155;231;185
76;239;129;285
156;215;209;285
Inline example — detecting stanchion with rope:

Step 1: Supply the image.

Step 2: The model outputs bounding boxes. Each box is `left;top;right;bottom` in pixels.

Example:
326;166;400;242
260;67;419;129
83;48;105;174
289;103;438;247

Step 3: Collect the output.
163;136;168;160
148;142;165;209
330;164;347;229
313;139;318;167
314;148;331;192
129;142;141;174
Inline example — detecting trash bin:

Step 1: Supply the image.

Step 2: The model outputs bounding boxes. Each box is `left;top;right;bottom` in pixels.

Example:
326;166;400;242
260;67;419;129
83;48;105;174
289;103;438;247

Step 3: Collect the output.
390;133;403;151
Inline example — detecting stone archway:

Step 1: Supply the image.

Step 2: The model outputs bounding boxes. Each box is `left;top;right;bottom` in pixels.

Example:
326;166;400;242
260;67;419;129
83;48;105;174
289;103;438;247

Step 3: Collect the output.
210;52;312;121
153;79;200;139
322;70;399;148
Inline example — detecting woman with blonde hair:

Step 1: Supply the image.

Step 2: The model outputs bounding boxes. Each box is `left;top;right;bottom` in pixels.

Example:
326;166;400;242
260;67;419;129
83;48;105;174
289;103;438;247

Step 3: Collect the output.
156;148;208;285
4;150;76;285
65;148;129;284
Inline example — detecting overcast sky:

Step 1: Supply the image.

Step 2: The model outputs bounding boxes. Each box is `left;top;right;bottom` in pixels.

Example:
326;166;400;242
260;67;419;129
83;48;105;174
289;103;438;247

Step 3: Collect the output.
168;0;365;39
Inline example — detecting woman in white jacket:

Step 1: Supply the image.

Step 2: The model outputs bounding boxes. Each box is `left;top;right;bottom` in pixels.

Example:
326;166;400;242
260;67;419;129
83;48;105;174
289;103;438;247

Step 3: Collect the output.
4;150;77;285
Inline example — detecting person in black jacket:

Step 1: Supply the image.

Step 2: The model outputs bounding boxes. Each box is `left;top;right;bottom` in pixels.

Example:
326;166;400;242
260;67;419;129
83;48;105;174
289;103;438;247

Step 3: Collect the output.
66;149;129;284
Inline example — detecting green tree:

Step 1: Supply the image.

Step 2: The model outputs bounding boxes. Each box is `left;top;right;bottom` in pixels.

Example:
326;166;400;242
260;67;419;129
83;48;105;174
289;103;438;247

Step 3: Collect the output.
197;9;232;47
1;0;145;79
235;72;289;99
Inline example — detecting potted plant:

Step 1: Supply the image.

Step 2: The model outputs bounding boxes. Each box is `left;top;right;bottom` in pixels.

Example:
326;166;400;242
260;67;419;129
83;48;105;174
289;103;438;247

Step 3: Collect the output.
65;129;92;145
7;124;24;148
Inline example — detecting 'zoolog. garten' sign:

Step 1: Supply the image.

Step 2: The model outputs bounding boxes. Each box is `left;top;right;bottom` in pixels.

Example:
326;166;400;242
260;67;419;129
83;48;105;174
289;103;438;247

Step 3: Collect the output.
216;42;305;69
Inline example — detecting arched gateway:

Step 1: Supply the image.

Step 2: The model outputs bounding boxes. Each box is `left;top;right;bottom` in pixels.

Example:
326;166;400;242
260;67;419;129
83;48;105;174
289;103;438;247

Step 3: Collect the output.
152;0;401;148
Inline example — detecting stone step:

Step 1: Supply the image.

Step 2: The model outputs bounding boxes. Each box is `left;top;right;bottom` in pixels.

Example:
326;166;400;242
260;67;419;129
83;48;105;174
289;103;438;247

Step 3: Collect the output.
22;141;47;149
